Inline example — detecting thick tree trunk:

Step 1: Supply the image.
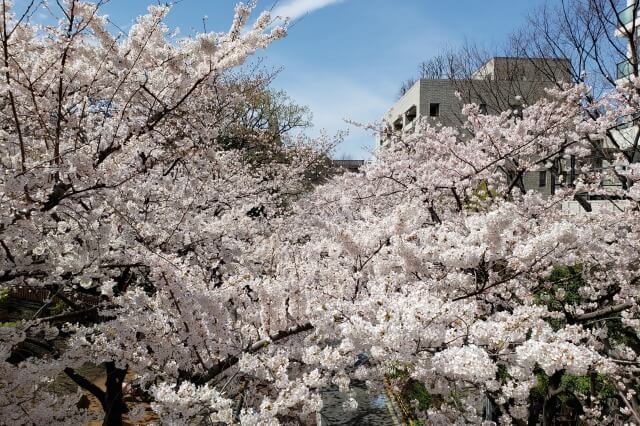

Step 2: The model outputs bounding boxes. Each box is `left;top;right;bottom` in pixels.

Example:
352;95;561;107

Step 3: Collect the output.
103;362;128;426
542;396;557;426
542;371;564;426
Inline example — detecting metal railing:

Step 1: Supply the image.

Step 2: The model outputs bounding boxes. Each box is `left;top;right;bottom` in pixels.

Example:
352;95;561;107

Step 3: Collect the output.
617;59;635;79
330;160;365;172
618;4;638;26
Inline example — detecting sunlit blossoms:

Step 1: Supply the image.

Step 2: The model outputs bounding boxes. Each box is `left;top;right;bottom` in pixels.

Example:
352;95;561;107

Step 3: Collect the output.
284;80;640;423
0;0;327;424
0;0;639;425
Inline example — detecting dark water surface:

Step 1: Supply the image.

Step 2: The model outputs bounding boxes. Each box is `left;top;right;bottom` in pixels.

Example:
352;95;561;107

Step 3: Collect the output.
319;382;399;426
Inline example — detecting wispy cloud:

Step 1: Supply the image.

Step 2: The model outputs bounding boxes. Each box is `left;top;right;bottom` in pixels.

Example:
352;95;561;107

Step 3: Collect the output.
283;72;391;159
271;0;345;21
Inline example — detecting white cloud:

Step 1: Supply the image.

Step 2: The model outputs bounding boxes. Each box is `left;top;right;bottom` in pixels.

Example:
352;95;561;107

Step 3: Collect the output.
271;0;344;21
282;73;391;159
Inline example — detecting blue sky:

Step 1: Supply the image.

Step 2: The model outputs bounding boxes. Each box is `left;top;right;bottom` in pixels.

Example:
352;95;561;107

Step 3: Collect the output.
31;0;549;159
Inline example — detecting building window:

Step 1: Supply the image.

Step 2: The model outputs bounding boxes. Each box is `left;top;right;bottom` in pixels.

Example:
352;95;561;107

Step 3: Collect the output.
393;117;403;131
405;105;417;123
560;171;568;186
539;171;547;187
429;103;440;117
479;103;488;115
510;104;523;119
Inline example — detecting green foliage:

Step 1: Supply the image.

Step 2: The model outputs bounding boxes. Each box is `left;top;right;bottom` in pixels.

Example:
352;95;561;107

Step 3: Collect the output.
534;265;584;330
606;317;640;349
49;299;67;316
473;181;495;201
0;287;9;303
528;265;635;421
386;367;432;421
530;368;616;408
497;364;511;383
464;181;498;211
387;364;411;380
560;373;616;400
217;84;312;158
531;369;550;397
0;321;18;327
402;380;432;412
561;374;591;395
535;265;583;309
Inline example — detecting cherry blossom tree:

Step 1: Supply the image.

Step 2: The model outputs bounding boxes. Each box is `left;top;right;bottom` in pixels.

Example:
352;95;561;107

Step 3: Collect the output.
288;81;640;424
1;1;640;425
0;1;328;424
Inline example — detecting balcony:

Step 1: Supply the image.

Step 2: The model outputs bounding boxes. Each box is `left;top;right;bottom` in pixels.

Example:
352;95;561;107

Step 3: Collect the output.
617;59;635;79
618;4;638;27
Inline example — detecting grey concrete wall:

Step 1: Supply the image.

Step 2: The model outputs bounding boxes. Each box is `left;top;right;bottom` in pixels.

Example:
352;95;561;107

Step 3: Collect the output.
381;81;422;146
419;80;465;127
474;57;571;83
523;170;552;197
413;78;562;128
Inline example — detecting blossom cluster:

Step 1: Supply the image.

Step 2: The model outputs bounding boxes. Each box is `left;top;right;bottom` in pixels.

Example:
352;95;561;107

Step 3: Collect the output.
0;0;639;424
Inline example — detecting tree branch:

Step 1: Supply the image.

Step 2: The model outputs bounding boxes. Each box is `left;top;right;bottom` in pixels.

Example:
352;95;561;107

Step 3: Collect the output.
193;323;313;385
64;367;106;410
572;302;634;322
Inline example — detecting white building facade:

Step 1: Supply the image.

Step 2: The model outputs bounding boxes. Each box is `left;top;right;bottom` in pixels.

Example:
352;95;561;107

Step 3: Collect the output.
381;57;571;197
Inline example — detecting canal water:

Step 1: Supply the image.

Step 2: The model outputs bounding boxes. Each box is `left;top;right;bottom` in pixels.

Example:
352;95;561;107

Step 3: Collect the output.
2;297;399;425
318;381;398;426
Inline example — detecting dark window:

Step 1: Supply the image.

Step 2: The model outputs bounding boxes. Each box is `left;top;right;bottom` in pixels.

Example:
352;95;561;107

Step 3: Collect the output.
510;104;523;119
429;103;440;117
405;105;417;123
539;171;547;187
479;103;488;115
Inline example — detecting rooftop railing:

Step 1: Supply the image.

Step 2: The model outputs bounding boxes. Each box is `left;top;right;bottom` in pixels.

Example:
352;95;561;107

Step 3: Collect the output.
617;59;635;79
618;4;638;27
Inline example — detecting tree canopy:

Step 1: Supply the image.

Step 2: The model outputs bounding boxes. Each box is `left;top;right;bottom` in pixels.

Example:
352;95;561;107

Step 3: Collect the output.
0;1;639;425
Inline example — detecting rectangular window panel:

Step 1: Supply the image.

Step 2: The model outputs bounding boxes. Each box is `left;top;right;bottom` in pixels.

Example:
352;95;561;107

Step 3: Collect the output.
539;171;547;187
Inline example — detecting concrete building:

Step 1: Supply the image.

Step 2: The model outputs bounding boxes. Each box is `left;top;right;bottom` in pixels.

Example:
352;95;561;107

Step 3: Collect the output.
558;1;640;213
615;0;640;81
329;159;366;174
382;57;570;143
381;57;571;196
612;0;640;154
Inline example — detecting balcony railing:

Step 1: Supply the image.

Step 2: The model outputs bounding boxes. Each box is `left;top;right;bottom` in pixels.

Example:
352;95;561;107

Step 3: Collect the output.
617;59;635;79
618;4;638;27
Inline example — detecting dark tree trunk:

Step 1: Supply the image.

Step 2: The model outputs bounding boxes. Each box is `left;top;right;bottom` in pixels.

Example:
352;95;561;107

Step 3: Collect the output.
528;396;544;425
542;370;564;426
542;395;557;426
103;361;128;426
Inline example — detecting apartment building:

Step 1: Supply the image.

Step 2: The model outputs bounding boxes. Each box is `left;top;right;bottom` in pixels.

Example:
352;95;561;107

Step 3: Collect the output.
615;0;640;81
382;57;570;140
381;57;571;196
612;0;640;156
559;0;639;212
